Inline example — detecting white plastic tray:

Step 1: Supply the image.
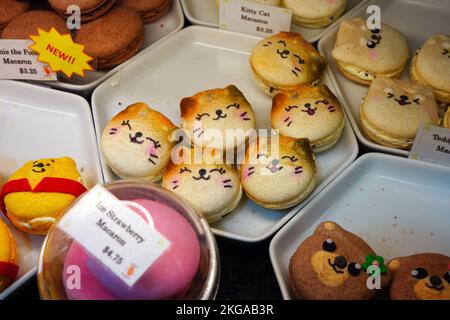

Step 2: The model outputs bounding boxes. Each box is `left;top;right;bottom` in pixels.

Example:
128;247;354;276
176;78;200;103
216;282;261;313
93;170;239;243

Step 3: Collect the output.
318;0;450;157
92;26;358;242
270;153;450;299
0;80;103;299
180;0;369;42
36;0;184;95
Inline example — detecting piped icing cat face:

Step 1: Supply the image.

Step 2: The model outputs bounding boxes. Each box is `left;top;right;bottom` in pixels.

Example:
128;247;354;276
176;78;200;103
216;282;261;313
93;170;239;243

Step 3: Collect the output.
388;253;450;300
180;85;256;151
240;135;316;209
101;102;177;181
162;153;242;223
250;32;326;94
332;18;409;77
272;85;345;151
289;221;391;300
361;78;439;140
412;34;450;100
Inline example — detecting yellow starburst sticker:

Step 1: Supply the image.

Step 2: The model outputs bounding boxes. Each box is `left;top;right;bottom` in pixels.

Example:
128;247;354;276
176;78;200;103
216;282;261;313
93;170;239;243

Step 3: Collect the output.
29;28;93;78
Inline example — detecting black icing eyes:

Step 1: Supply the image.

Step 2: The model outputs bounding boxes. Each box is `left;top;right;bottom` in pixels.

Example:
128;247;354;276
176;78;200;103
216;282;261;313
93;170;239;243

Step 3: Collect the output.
444;271;450;284
226;103;240;109
348;263;362;277
196;113;210;121
282;155;298;163
322;239;336;252
285;105;299;112
210;168;226;175
411;267;428;279
179;167;192;174
367;28;382;49
121;120;131;130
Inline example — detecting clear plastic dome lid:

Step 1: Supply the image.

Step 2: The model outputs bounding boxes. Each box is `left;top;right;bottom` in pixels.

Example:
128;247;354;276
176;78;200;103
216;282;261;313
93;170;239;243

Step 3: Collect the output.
37;180;220;300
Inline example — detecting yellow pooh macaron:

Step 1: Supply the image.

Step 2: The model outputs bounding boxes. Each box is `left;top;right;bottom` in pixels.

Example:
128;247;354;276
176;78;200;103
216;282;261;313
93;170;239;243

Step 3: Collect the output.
0;218;18;293
0;157;87;235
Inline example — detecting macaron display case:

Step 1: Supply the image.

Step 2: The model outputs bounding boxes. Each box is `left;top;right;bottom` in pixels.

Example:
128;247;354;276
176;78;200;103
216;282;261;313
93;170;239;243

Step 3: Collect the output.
37;180;220;300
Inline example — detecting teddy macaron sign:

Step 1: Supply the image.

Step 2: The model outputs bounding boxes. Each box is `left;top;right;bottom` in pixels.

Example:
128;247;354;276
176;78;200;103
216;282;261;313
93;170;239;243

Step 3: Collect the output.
410;124;450;167
219;0;292;37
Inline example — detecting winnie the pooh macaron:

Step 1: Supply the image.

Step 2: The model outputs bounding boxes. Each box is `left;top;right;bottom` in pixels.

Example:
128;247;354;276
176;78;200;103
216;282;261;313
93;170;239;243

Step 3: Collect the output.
0;218;18;293
289;221;391;300
0;157;87;235
388;253;450;300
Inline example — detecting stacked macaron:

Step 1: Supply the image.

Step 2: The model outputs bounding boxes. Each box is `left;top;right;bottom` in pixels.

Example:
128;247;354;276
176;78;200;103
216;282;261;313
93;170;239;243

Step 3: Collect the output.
48;0;116;22
117;0;172;23
0;0;30;32
282;0;347;28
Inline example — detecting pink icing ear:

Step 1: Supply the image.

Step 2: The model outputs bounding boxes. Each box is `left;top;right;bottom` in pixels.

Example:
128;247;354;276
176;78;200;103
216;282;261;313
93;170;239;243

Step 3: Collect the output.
369;50;379;60
148;146;158;157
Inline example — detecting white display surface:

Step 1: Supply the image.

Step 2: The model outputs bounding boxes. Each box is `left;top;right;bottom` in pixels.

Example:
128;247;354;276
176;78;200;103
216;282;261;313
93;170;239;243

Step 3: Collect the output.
270;153;450;299
318;0;450;157
181;0;368;42
37;0;184;95
92;26;358;242
0;80;103;299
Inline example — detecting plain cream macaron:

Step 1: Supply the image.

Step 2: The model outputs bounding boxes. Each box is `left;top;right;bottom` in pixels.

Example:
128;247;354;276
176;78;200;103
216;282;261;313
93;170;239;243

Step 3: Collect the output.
360;77;440;150
282;0;347;28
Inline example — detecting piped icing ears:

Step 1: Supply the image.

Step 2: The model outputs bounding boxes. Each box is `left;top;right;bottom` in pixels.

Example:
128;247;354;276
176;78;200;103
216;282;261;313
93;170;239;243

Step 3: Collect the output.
388;259;401;273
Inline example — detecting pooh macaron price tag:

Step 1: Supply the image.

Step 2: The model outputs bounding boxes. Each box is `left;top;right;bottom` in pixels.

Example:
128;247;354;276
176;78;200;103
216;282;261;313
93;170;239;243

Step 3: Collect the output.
410;124;450;167
0;40;57;81
219;0;292;37
58;184;170;287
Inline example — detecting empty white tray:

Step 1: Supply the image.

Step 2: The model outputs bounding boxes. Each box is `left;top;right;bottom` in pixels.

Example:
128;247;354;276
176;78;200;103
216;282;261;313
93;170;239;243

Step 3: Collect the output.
318;0;450;157
0;80;103;299
35;0;184;95
92;26;358;242
180;0;369;42
270;153;450;299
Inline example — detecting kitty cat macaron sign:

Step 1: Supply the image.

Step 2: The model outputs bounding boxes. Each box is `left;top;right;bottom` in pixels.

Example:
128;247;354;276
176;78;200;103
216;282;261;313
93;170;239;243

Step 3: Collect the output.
219;0;292;37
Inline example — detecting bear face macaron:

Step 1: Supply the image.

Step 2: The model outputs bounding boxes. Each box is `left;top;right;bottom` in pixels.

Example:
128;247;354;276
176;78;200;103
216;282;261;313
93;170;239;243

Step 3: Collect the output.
282;0;347;28
0;219;18;293
0;0;30;33
250;32;326;96
0;157;87;235
180;85;256;151
332;18;409;85
388;253;450;300
360;78;440;150
271;84;345;152
101;102;178;182
410;34;450;104
289;221;391;300
240;135;316;210
162;151;242;224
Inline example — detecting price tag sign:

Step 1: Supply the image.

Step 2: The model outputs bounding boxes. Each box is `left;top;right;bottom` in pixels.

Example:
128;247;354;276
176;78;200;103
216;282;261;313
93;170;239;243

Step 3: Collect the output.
0;40;57;81
410;123;450;167
219;0;292;37
59;184;170;287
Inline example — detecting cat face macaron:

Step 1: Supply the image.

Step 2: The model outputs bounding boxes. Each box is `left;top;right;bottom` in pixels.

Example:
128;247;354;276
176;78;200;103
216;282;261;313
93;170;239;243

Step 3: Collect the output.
180;85;256;151
162;152;242;223
272;84;345;152
360;78;440;149
250;32;326;96
240;135;316;209
410;34;450;103
388;253;450;300
101;102;178;182
283;0;347;28
332;18;409;85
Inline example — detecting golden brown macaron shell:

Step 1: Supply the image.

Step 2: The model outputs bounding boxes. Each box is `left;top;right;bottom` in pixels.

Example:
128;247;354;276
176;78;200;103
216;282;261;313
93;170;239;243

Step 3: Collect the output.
0;0;30;31
117;0;171;23
48;0;116;22
74;6;145;69
1;10;69;39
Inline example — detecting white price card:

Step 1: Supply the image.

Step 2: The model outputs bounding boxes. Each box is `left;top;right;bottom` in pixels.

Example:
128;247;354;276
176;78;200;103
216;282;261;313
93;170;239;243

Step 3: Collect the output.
410;123;450;167
0;40;57;81
219;0;292;37
59;184;170;287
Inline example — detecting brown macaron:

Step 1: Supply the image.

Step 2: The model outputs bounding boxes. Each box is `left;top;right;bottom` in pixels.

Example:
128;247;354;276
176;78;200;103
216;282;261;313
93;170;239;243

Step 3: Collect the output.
0;0;30;32
48;0;116;22
74;6;144;69
1;10;69;39
117;0;171;23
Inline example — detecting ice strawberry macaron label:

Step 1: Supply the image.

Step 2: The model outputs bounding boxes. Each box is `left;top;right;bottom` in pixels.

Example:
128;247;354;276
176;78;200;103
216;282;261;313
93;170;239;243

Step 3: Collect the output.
0;40;57;81
410;124;450;167
29;27;93;78
59;184;170;287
